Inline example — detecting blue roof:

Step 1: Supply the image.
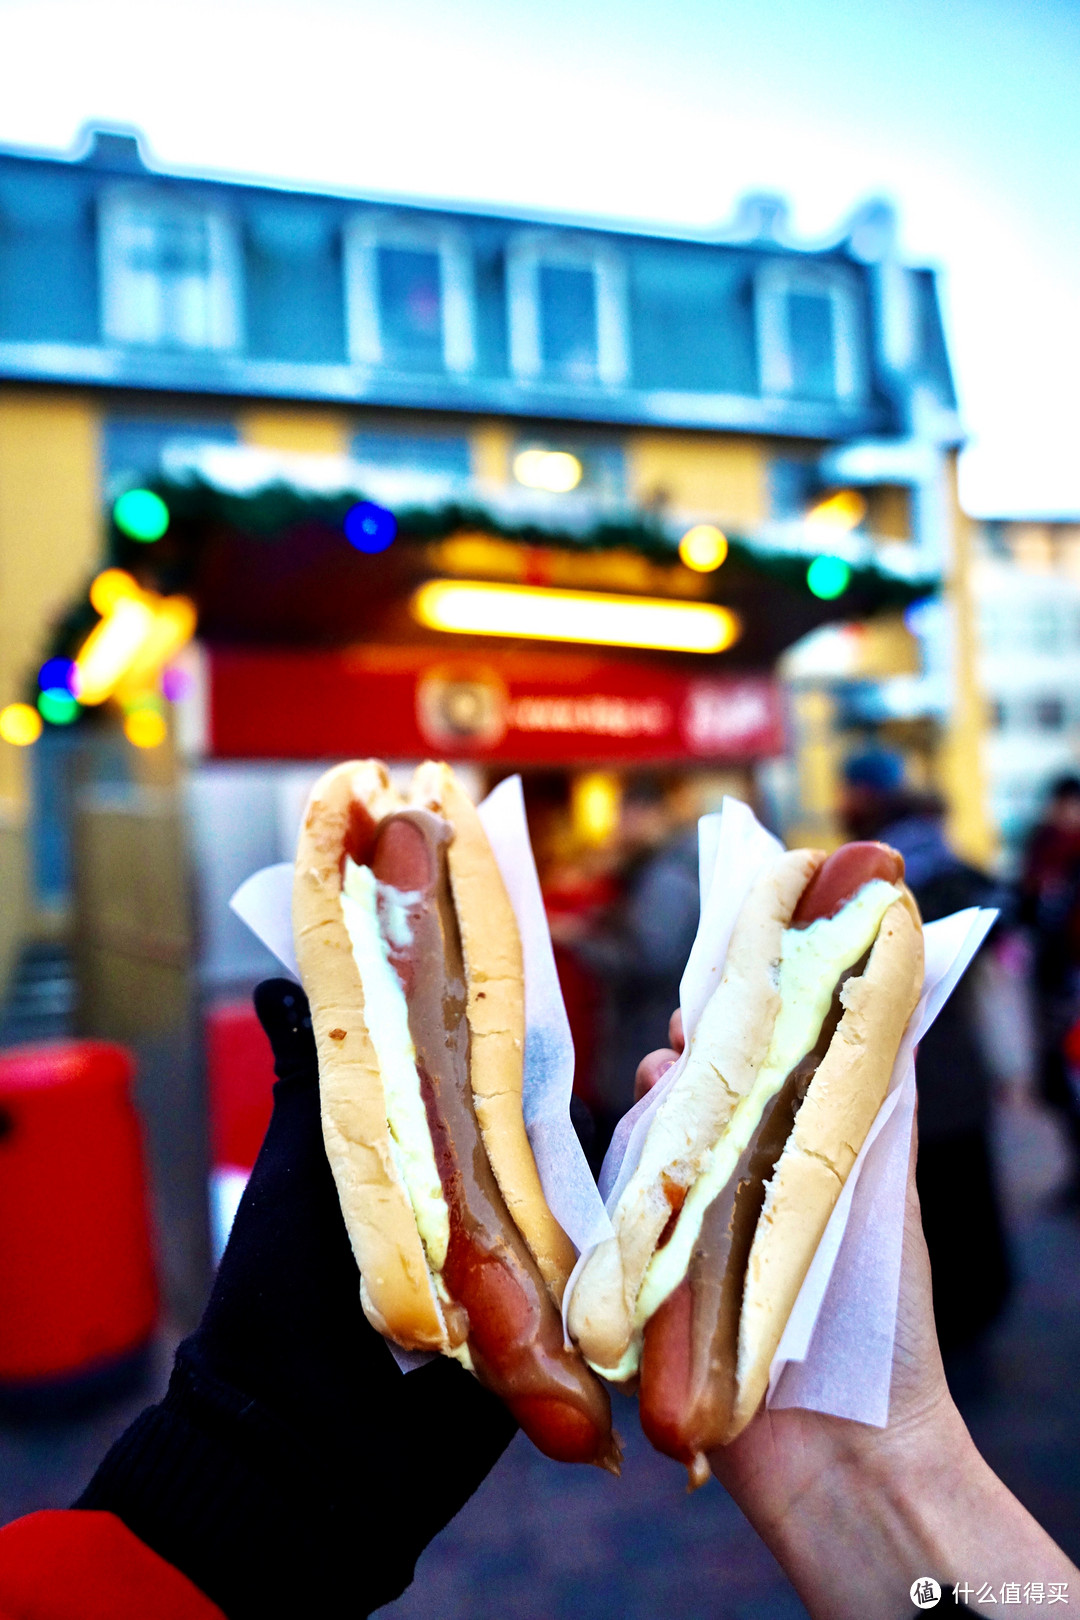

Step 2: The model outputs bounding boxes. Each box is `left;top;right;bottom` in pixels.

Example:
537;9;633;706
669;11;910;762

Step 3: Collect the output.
0;126;961;444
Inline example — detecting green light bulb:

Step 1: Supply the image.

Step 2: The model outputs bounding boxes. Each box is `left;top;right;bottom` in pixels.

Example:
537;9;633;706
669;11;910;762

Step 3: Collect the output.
37;688;79;725
114;488;170;543
807;555;851;600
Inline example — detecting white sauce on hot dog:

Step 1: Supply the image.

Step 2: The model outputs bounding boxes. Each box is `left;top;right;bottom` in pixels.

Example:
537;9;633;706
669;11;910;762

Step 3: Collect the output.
625;878;903;1365
340;857;451;1272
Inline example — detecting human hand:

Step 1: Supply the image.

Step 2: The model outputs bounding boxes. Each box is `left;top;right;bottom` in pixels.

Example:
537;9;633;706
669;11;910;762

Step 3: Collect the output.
633;1016;1076;1618
80;980;515;1620
633;1006;685;1102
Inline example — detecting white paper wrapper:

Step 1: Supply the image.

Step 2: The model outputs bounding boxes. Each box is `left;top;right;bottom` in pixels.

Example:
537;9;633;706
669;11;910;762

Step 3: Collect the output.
230;863;298;980
573;798;996;1428
476;777;613;1257
228;774;610;1372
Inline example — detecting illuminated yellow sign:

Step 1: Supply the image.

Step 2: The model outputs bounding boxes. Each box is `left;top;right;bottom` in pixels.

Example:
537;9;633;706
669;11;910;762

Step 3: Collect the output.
412;580;739;654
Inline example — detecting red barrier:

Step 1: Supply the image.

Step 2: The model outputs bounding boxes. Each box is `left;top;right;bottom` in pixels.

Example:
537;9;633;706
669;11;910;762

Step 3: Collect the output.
205;1002;276;1174
0;1042;157;1382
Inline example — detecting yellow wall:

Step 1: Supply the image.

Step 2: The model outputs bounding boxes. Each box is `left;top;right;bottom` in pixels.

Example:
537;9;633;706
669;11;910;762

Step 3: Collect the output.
0;389;101;981
627;432;768;527
787;686;843;851
0;389;102;816
470;420;513;489
939;452;995;866
238;407;351;456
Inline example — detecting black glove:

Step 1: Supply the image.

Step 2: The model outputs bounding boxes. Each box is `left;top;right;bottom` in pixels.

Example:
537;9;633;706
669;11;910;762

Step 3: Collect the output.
78;979;517;1619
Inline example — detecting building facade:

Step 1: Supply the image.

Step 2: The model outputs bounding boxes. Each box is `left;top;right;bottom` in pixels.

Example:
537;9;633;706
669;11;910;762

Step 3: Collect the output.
973;519;1080;866
0;124;980;950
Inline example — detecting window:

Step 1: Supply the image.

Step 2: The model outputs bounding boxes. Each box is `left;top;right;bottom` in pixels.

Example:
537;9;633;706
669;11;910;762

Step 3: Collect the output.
507;233;628;387
105;416;239;492
344;215;475;374
99;188;242;350
377;248;443;368
755;262;864;403
538;266;598;379
351;427;471;481
1028;602;1063;655
768;458;818;520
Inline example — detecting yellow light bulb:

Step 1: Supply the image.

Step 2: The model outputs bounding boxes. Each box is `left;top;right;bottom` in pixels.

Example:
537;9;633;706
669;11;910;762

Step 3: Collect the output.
89;568;141;616
572;773;621;846
121;596;198;691
678;525;729;572
0;702;43;746
806;490;867;531
124;709;168;749
73;597;157;705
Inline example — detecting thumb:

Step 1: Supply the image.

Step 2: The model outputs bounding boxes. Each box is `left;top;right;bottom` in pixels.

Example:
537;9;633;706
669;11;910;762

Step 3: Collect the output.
253;978;318;1088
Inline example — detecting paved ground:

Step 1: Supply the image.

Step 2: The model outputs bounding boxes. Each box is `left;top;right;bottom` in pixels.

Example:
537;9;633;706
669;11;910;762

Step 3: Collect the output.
1;1093;1078;1617
377;1092;1080;1617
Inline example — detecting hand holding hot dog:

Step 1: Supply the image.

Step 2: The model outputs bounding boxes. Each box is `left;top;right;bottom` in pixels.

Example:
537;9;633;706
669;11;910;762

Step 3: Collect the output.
569;840;924;1485
636;1028;1078;1620
294;760;617;1470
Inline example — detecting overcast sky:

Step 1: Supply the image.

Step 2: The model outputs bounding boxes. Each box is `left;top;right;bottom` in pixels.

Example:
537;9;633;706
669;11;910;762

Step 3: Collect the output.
1;0;1077;517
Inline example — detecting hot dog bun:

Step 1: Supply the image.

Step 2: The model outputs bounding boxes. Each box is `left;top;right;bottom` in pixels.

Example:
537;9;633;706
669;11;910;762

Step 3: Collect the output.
731;886;921;1437
294;758;576;1348
294;760;448;1348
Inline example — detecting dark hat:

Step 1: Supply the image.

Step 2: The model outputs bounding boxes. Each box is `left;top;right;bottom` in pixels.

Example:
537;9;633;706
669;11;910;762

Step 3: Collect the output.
842;748;905;794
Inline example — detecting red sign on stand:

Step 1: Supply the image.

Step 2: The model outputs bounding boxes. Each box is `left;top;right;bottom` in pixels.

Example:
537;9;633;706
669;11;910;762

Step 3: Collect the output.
208;645;784;764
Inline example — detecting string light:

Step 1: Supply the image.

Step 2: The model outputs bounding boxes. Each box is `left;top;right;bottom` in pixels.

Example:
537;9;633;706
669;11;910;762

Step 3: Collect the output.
114;489;170;542
89;569;141;615
73;597;157;704
38;657;75;694
807;556;852;600
344;501;397;554
37;688;79;725
806;490;866;532
119;596;197;692
74;576;197;706
678;525;728;572
124;709;168;749
572;773;621;845
0;703;43;746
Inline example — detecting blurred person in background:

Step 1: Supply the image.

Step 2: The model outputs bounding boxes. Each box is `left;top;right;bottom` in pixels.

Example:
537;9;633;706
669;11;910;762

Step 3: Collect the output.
1019;774;1080;1205
842;750;1012;1352
551;776;699;1166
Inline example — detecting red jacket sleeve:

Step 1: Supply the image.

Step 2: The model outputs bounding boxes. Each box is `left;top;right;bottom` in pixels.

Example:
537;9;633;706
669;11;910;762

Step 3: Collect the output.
0;1510;225;1620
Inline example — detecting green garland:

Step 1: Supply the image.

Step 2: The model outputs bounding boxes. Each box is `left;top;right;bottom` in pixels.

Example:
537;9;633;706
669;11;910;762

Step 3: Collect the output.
30;473;938;721
110;473;938;609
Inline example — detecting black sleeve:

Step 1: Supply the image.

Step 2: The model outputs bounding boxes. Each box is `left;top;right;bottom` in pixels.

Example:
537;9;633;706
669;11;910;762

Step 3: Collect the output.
77;980;516;1619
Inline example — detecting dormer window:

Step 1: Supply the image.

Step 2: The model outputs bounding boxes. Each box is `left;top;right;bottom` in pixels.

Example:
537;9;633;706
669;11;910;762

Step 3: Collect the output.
507;233;628;387
98;188;242;350
344;215;475;374
755;262;863;403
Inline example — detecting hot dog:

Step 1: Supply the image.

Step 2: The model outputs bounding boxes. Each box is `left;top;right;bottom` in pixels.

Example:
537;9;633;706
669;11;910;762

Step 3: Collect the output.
294;760;617;1470
567;840;923;1486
